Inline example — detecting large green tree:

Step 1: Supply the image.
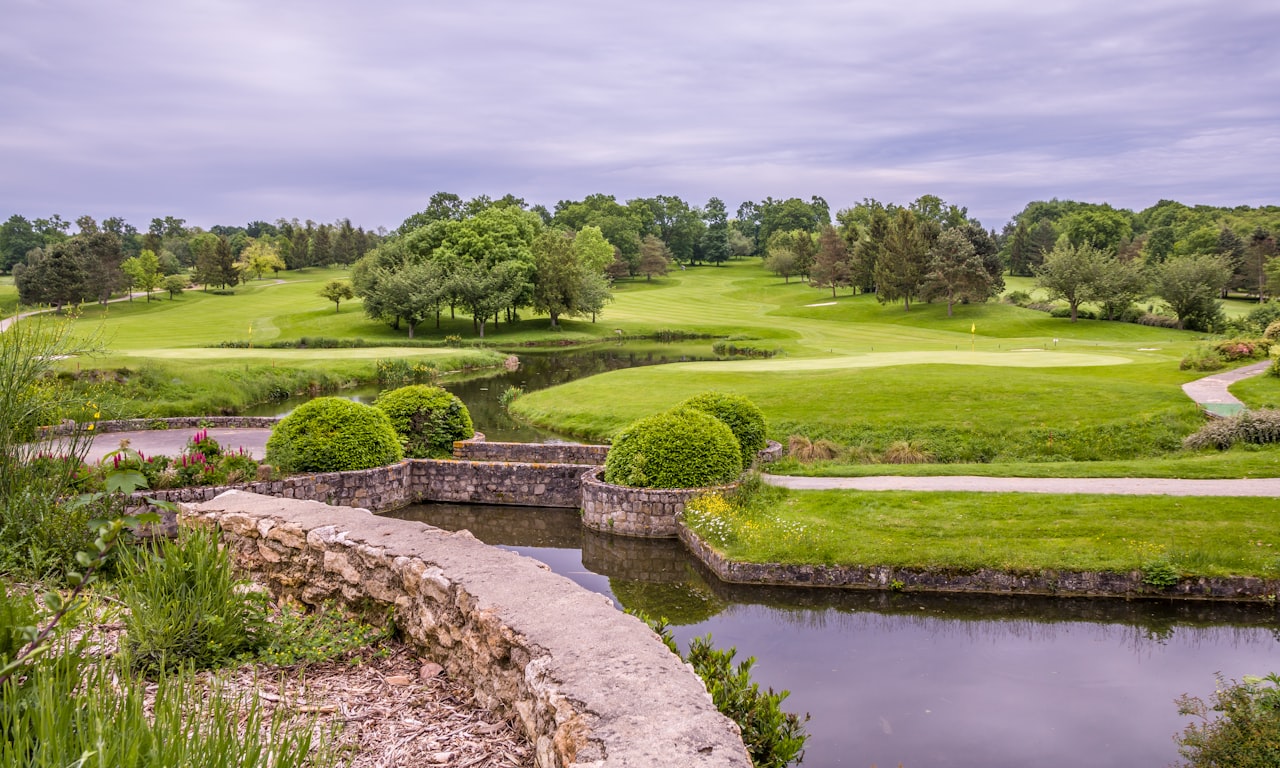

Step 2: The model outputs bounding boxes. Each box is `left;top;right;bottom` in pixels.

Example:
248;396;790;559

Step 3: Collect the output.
0;215;43;273
809;226;852;297
921;229;993;316
1153;254;1231;331
873;208;928;310
1034;242;1105;322
121;249;163;301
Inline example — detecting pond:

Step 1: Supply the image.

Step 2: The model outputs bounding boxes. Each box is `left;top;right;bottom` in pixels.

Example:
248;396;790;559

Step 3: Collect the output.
241;341;712;441
383;502;1280;768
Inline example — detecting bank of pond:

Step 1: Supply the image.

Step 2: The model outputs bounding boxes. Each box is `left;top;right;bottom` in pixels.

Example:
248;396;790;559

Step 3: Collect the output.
387;502;1280;768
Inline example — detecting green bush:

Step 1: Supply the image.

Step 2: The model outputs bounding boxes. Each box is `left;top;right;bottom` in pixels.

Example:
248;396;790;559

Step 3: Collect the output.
679;392;767;469
119;527;268;675
265;397;403;473
373;385;474;459
1184;410;1280;451
1176;673;1280;767
604;407;741;489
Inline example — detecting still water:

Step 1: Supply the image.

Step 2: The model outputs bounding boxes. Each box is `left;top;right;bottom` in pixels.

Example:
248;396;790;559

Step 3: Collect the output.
242;342;711;441
384;503;1280;768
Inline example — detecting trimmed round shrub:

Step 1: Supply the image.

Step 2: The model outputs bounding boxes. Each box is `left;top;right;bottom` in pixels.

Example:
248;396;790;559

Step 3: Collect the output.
373;384;474;459
604;407;742;489
1265;320;1280;341
679;391;767;469
266;397;403;473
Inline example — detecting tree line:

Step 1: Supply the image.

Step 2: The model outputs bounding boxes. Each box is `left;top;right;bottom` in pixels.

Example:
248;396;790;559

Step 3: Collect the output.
4;194;1276;333
0;214;382;308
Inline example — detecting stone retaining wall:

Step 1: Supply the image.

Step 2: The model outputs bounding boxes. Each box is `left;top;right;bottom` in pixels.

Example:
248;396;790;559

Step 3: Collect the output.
580;469;736;538
415;460;594;508
42;416;282;435
139;458;594;531
184;492;751;768
677;521;1280;600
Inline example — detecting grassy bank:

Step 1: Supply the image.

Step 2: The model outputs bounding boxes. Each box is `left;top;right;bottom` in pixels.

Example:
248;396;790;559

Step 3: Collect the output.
767;446;1280;479
685;487;1280;578
59;348;504;418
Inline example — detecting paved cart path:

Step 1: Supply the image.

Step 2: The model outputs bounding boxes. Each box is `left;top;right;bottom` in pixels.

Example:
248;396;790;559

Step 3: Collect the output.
1181;359;1271;417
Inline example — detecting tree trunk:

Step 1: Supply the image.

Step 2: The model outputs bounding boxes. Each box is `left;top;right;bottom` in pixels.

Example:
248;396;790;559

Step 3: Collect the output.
477;318;486;338
947;299;954;317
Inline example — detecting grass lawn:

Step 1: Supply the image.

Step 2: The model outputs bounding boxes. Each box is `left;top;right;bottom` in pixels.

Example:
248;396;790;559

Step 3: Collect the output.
767;446;1280;479
0;276;16;318
686;488;1280;578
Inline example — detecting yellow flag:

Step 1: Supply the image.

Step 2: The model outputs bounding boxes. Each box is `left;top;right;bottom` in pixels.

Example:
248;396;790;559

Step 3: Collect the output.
971;323;975;334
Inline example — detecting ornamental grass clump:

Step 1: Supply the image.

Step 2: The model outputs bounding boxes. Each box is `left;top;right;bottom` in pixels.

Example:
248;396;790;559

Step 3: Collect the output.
372;384;473;459
604;407;741;489
266;397;403;473
678;391;767;469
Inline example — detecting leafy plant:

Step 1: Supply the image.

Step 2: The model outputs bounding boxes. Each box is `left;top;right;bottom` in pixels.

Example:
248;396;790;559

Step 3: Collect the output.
255;602;394;667
604;407;741;489
373;384;474;459
630;612;808;768
1141;559;1179;588
265;397;403;473
1176;673;1280;767
119;526;268;676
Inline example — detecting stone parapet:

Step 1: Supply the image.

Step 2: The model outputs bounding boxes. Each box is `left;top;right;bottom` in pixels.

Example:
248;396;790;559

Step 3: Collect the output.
580;469;736;538
453;438;609;466
183;491;751;768
42;416;282;435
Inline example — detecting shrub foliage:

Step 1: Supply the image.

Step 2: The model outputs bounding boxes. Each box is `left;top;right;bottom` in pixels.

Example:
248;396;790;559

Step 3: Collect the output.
373;385;473;459
604;408;741;489
1183;410;1280;451
119;527;267;675
679;391;767;469
265;397;403;473
1176;673;1280;767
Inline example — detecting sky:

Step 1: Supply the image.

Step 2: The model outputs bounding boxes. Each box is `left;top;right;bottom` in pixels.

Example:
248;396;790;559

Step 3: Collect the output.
2;0;1278;232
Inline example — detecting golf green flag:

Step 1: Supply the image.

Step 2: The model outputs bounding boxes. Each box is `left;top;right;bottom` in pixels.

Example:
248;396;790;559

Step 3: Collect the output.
971;323;975;334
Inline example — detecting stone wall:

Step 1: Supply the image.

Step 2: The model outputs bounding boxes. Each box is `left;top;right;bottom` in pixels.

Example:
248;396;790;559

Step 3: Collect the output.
580;468;736;538
183;491;751;768
42;416;281;435
453;437;610;466
139;458;594;531
677;521;1280;600
414;460;594;508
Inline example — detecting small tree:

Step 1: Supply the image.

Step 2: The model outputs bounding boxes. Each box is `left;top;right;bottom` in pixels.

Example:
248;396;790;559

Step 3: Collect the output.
122;249;164;302
809;226;853;297
638;235;671;281
162;274;187;300
319;279;355;313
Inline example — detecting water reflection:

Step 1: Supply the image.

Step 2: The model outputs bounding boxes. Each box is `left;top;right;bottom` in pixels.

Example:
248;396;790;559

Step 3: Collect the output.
383;502;1280;768
243;342;714;441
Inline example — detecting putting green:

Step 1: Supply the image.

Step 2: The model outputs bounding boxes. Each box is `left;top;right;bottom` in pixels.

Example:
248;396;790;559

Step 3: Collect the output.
670;350;1132;372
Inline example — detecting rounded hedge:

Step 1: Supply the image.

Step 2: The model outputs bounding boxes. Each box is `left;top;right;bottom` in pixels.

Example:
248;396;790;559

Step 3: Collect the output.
678;391;767;469
604;407;742;489
372;385;474;459
265;397;403;473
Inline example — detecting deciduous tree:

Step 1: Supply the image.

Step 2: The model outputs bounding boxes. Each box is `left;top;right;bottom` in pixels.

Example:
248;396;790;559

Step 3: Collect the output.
809;226;852;297
319;280;355;313
1034;242;1105;322
1154;254;1231;331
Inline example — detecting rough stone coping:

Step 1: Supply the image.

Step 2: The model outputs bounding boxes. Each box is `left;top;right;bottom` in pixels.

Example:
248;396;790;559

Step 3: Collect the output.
184;491;751;768
40;415;282;436
677;521;1280;601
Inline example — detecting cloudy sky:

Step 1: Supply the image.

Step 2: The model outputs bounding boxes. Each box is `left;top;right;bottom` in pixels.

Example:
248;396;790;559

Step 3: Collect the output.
3;0;1277;231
